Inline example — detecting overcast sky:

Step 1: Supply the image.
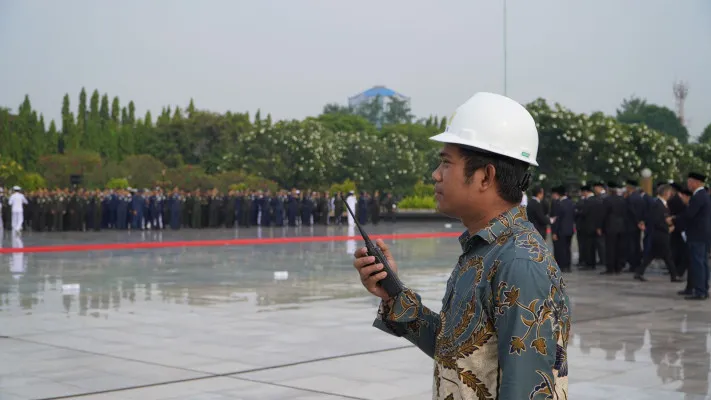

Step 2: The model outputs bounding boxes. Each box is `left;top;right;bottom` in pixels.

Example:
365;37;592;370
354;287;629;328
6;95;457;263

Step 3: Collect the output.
1;0;709;137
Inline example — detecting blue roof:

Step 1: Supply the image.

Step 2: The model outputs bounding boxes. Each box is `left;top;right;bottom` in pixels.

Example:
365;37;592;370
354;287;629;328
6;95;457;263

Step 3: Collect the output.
363;86;396;97
353;85;407;99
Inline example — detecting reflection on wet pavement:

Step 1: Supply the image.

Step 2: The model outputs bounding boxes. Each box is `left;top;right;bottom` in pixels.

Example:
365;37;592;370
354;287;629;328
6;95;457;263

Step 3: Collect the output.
0;223;710;399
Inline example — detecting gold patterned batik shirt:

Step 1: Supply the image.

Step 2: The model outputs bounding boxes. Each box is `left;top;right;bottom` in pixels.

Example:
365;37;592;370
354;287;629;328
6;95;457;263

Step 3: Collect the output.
374;206;570;400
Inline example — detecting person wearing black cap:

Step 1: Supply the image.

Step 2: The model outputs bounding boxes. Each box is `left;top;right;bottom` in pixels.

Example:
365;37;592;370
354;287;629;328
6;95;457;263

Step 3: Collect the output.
601;181;628;274
526;186;548;239
674;172;711;300
625;179;645;273
576;185;597;269
668;183;690;283
633;184;682;282
551;185;574;272
591;182;608;265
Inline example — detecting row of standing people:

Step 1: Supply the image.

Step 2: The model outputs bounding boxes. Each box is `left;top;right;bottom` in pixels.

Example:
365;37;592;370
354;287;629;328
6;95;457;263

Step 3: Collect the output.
0;187;398;232
525;174;709;300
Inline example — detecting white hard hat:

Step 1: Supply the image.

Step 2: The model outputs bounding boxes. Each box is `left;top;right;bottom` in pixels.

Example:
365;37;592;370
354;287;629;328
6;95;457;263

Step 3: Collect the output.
429;92;539;166
12;186;21;191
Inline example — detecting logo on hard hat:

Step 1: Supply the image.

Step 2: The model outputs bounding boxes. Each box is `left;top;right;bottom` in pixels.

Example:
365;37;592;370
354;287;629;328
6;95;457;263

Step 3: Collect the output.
521;152;530;158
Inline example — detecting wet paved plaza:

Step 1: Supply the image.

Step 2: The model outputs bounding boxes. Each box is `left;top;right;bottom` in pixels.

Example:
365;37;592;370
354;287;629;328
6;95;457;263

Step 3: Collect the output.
0;222;710;400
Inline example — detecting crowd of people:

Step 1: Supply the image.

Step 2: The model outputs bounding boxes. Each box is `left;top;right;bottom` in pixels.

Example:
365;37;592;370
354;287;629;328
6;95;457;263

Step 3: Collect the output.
0;186;399;233
525;172;710;300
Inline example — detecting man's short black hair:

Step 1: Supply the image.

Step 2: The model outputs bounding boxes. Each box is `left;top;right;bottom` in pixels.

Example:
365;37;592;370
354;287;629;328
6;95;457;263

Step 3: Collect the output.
458;146;530;204
530;185;544;197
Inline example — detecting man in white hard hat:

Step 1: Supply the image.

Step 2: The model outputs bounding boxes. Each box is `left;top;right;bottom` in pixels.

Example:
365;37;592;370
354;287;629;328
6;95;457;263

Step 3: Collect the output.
353;92;570;399
8;186;28;235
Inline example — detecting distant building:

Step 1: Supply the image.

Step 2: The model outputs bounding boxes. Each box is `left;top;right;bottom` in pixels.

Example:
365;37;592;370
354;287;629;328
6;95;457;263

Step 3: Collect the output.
348;85;410;128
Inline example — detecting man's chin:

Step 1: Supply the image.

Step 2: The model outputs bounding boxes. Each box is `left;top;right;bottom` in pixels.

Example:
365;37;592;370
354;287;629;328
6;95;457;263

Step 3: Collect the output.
435;204;456;218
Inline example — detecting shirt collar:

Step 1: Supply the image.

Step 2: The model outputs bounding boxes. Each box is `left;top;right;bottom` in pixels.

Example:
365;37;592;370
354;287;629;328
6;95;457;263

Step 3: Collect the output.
657;196;667;207
458;205;527;252
694;186;704;195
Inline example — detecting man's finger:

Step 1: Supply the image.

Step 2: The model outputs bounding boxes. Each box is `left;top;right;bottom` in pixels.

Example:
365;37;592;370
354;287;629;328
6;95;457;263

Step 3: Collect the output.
353;256;376;270
353;247;368;258
359;264;383;280
364;271;387;288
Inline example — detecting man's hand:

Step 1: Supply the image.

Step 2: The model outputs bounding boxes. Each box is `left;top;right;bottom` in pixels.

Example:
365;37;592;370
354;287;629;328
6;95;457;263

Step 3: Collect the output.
353;239;398;301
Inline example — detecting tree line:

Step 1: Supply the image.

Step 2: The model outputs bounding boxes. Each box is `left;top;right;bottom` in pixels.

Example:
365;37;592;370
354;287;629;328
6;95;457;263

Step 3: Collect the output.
1;88;710;195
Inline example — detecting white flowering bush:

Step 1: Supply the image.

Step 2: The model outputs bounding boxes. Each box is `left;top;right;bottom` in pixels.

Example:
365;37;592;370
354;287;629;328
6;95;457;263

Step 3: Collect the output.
526;99;696;186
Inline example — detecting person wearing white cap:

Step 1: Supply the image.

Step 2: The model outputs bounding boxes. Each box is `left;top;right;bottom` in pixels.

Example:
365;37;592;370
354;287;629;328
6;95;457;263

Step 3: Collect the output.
353;92;570;399
8;186;28;234
345;190;357;227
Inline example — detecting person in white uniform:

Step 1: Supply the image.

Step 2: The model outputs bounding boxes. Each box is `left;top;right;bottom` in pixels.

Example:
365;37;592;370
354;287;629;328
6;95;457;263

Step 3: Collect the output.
346;190;357;227
520;191;528;207
8;186;28;235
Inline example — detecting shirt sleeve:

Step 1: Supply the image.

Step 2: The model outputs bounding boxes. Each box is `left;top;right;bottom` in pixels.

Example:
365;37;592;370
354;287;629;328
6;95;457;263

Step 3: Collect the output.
372;288;441;359
493;258;570;399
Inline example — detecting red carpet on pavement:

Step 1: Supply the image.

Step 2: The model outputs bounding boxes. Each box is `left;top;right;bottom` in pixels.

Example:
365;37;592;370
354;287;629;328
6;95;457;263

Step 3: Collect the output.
0;231;463;254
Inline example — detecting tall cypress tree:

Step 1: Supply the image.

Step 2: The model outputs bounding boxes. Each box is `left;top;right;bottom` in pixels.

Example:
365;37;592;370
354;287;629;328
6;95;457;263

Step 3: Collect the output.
60;93;75;154
47;120;59;154
75;87;87;150
85;89;100;151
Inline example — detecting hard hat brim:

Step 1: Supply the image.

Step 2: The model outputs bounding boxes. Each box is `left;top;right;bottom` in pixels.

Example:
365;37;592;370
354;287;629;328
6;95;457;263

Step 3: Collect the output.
429;132;538;166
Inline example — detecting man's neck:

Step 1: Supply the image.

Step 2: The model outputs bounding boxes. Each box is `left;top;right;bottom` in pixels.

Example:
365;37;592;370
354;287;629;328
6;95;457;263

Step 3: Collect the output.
462;202;517;235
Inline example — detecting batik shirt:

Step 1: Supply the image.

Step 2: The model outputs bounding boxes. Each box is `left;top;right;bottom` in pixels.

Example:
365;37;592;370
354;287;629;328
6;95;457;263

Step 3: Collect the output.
374;206;570;400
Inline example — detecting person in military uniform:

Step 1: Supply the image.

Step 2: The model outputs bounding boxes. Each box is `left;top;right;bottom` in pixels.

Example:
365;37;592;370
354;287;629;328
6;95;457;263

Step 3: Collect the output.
224;189;236;228
370;190;381;225
169;187;182;230
261;190;272;226
272;190;285;227
382;192;396;223
191;189;203;229
287;189;298;227
334;192;344;225
52;189;67;232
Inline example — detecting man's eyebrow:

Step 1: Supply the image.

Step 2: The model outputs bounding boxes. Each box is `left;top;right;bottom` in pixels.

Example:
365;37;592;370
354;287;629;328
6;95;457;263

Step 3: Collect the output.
439;151;451;159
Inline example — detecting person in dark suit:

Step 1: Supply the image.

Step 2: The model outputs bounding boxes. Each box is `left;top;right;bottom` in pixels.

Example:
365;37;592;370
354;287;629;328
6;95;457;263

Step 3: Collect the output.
675;172;711;300
669;183;690;286
591;182;608;267
625;180;646;273
551;185;574;272
526;186;548;239
576;185;598;269
640;185;658;260
634;184;682;282
602;182;628;274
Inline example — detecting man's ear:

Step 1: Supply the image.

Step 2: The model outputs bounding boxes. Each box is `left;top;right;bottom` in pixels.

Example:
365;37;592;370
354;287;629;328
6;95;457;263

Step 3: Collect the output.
480;164;496;191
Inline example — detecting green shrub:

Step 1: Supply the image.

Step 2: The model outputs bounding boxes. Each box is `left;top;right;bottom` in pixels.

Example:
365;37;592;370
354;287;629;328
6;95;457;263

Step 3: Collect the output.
398;195;436;209
413;180;434;197
106;178;129;190
19;173;47;191
330;179;357;195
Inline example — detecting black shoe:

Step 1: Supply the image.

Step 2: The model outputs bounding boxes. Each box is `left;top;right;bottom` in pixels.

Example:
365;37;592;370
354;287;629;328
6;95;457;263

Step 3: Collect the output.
677;290;692;295
600;271;614;275
684;295;708;300
634;275;647;282
670;277;683;282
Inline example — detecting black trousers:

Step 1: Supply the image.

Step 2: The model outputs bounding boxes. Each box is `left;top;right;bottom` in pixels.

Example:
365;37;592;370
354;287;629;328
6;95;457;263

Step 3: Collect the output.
627;229;643;269
606;231;626;273
636;233;678;279
554;235;572;269
595;233;606;266
579;232;597;267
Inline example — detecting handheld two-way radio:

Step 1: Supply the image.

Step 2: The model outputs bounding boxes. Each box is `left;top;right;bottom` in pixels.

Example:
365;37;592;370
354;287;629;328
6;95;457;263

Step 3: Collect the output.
344;199;404;298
